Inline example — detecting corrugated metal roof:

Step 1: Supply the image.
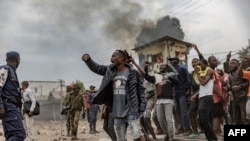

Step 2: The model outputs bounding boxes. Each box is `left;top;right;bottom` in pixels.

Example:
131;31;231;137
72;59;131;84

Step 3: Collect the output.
35;95;48;101
48;91;66;100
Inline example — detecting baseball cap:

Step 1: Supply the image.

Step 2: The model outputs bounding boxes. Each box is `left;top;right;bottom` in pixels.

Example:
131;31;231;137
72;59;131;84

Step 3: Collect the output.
89;85;95;90
168;56;179;62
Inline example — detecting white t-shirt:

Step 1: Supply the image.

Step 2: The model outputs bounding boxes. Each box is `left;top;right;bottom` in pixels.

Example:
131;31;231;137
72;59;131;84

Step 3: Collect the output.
199;79;214;98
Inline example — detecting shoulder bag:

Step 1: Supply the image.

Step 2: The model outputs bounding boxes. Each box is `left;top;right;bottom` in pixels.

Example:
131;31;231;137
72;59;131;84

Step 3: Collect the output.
23;101;40;116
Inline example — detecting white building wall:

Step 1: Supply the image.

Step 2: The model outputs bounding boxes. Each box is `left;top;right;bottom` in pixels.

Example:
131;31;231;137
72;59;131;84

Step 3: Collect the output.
27;81;65;96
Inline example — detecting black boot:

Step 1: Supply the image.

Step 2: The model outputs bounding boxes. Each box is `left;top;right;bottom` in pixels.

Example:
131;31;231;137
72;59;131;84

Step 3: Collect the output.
164;135;169;141
71;131;78;140
67;129;70;137
93;122;99;133
89;124;92;133
90;123;95;134
90;129;95;134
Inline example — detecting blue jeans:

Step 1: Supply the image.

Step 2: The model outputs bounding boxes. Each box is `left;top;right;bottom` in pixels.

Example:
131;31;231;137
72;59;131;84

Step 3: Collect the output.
174;94;191;130
114;115;144;141
103;112;117;141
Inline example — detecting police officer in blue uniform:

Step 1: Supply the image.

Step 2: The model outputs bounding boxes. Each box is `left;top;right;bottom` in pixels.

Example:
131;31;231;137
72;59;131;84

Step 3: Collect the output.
0;51;26;141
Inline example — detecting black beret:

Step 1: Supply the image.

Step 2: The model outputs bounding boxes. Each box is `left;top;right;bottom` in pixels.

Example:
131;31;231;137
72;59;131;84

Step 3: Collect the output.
6;51;20;60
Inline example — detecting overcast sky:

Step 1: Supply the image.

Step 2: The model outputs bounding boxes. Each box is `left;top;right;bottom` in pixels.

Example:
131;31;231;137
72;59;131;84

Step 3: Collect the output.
0;0;249;89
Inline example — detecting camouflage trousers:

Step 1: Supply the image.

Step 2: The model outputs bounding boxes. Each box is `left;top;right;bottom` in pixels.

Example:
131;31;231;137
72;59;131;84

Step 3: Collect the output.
66;111;71;131
70;110;81;132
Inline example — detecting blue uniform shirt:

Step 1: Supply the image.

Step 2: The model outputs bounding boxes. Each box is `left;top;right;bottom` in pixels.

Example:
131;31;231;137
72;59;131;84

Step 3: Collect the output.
0;64;21;109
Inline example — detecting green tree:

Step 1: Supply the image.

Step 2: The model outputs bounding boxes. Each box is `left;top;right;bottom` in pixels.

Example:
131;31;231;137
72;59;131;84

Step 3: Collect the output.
237;46;250;60
236;46;250;69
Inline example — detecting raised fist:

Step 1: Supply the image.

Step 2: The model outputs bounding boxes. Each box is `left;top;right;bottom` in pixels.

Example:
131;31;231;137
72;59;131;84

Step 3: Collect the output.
82;54;90;61
227;51;231;59
192;44;198;50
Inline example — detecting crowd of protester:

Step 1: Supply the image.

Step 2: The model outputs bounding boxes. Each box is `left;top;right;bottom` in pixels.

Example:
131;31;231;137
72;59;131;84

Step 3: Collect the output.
80;46;250;141
3;45;250;141
139;45;250;141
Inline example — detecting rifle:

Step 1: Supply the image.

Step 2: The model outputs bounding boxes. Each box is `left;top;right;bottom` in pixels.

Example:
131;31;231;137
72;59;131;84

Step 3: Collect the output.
61;104;71;115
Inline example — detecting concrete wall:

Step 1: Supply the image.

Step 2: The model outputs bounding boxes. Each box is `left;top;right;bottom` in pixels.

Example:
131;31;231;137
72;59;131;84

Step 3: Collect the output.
27;81;65;96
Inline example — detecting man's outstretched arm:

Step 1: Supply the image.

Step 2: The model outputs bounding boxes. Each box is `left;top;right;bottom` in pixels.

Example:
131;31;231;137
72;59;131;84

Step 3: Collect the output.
82;54;108;76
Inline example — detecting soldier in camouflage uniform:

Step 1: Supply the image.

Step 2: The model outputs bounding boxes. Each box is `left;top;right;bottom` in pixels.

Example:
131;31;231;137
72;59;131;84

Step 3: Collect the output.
63;85;73;136
69;84;86;140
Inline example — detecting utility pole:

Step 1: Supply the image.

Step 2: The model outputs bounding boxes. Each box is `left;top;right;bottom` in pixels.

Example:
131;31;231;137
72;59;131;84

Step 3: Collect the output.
40;85;43;96
59;79;65;139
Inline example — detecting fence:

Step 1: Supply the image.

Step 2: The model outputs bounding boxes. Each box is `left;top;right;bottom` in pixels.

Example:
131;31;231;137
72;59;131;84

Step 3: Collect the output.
34;100;66;121
34;100;103;121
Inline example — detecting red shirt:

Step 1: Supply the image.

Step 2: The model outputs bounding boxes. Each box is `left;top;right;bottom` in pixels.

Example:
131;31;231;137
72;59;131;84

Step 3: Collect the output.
83;94;90;109
220;74;229;110
212;70;222;103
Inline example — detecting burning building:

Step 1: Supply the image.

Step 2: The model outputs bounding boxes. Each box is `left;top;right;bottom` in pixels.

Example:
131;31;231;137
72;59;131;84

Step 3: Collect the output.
133;35;193;74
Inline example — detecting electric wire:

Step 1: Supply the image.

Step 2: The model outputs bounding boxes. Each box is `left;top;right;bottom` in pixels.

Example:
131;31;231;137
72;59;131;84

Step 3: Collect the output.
169;0;201;15
177;0;214;18
167;0;194;14
188;50;239;58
